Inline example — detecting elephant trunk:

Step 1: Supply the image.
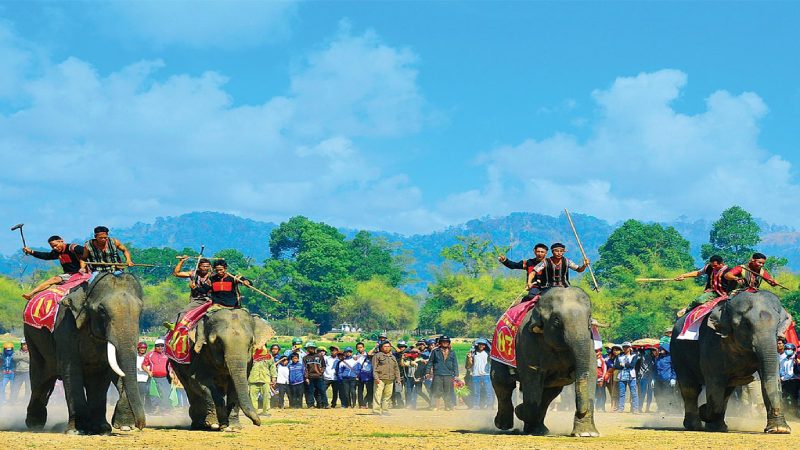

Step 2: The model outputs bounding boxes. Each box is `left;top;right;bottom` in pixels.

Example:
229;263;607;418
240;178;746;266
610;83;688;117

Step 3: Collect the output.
108;333;146;429
753;330;788;431
564;324;596;417
225;352;261;426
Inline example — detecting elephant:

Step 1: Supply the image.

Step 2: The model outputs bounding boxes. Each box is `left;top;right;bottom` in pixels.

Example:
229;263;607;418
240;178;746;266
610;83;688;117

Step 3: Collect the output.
671;290;791;433
171;307;273;431
491;287;599;437
24;272;146;434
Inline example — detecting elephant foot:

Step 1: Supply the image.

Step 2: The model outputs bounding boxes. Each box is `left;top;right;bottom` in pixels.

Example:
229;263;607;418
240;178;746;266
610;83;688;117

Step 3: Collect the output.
209;423;220;430
571;419;600;437
494;412;514;431
25;415;46;431
119;425;132;432
223;426;241;432
704;420;728;433
683;413;703;431
765;417;791;434
523;422;549;436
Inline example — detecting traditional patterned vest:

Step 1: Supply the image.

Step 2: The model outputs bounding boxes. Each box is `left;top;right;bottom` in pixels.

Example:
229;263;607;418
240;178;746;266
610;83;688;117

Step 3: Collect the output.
190;270;213;299
709;265;729;296
85;238;122;272
740;265;764;290
541;257;570;288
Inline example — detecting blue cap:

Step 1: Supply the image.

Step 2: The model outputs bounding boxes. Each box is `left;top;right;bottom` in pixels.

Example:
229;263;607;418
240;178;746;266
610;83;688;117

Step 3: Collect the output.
344;346;353;352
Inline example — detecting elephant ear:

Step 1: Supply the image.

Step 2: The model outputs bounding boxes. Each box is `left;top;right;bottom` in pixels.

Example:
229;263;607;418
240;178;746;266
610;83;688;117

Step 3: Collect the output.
60;289;89;329
251;315;275;353
193;318;207;353
529;307;545;334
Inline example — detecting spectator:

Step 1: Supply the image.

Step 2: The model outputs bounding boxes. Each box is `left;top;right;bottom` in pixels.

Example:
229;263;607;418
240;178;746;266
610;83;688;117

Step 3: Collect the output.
615;342;639;413
268;344;282;408
169;365;187;408
660;328;672;348
421;339;434;406
427;335;459;411
275;352;291;408
1;342;15;404
401;348;421;409
135;342;150;410
595;348;607;411
467;338;492;409
11;339;30;403
605;344;622;411
777;337;786;355
637;347;656;413
291;337;306;359
324;346;340;408
391;341;408;408
337;347;359;408
357;351;374;409
373;340;401;415
142;338;171;414
779;343;800;412
287;352;305;408
653;343;678;413
249;345;277;416
302;342;328;408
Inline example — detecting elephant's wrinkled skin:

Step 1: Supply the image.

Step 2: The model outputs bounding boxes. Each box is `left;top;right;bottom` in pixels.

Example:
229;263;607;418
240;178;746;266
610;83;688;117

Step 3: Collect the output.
171;308;273;431
671;290;791;434
491;287;599;437
24;273;146;434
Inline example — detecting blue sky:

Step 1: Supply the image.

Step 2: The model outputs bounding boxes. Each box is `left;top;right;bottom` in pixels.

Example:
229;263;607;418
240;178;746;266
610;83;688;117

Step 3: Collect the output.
1;1;799;253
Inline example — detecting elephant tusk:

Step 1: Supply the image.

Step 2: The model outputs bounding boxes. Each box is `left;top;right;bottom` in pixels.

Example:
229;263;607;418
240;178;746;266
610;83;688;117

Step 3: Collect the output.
108;342;126;378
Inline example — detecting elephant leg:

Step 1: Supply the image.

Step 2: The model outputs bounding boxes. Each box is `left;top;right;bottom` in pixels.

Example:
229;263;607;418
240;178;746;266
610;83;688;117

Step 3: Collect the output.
679;381;703;431
54;328;89;434
701;380;731;432
209;384;228;428
24;336;57;431
491;362;516;430
112;375;135;431
84;372;112;435
524;386;562;435
516;373;551;435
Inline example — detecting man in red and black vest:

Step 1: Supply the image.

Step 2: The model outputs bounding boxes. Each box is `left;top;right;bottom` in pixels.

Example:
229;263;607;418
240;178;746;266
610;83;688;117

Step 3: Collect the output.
81;226;135;273
22;235;86;299
675;255;734;316
498;243;548;299
531;242;589;292
209;259;251;307
724;252;779;295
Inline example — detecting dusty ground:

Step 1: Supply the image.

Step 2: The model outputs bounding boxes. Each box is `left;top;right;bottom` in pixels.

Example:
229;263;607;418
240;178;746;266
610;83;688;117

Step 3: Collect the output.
0;405;797;450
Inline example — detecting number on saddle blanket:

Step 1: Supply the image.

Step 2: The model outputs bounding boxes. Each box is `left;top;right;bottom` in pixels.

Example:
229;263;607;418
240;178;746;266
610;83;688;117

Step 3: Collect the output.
490;296;541;368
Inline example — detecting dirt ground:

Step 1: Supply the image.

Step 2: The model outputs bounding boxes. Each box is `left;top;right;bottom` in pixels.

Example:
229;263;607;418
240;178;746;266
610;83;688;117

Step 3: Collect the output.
1;404;798;450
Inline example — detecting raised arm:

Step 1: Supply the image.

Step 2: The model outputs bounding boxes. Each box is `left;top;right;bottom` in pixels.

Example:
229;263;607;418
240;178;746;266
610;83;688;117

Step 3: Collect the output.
23;248;57;261
498;255;524;270
173;255;192;278
675;269;702;281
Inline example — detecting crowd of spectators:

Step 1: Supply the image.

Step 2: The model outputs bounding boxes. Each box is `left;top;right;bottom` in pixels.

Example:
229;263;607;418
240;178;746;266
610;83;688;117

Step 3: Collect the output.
1;339;30;405
247;334;493;415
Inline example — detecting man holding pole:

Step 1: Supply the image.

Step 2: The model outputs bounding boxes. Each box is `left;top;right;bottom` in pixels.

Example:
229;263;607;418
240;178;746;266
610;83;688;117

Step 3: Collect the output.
723;252;780;295
21;236;86;299
531;243;590;290
81;226;135;272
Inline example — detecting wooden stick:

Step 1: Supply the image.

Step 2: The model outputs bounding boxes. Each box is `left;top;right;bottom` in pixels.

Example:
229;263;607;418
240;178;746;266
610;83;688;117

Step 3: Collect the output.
564;209;600;292
87;262;156;267
636;278;681;282
739;266;790;291
229;274;282;304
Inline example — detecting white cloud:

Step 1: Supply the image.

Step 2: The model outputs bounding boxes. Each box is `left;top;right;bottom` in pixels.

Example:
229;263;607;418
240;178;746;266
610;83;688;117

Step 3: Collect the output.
442;69;800;229
97;1;299;48
0;22;436;252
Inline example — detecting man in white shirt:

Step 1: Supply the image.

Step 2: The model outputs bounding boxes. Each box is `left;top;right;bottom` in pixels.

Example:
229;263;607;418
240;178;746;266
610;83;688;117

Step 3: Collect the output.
466;338;492;409
136;342;150;410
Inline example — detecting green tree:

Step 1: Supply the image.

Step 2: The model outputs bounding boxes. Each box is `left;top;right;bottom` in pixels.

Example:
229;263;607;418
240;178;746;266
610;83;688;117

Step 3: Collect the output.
0;276;24;333
212;248;254;273
701;206;761;264
129;246;198;285
595;220;694;286
440;236;506;278
348;231;406;287
332;278;417;331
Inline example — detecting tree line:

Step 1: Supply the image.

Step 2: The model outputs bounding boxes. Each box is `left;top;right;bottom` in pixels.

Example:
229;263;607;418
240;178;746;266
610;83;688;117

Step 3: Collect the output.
1;206;798;341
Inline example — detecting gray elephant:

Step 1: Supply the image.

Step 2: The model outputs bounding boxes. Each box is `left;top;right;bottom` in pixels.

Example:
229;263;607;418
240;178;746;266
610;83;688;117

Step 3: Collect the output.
24;273;146;434
171;308;273;431
491;287;599;437
671;290;792;433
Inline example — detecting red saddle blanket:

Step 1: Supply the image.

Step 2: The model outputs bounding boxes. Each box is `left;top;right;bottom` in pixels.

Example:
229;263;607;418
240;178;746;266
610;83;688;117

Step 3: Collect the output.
676;295;728;341
23;273;90;332
166;301;214;364
786;320;800;347
490;297;540;368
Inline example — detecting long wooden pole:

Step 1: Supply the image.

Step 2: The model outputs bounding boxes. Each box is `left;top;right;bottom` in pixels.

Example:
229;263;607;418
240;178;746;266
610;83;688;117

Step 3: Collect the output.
739;266;790;291
564;208;600;292
87;262;156;267
229;273;282;304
